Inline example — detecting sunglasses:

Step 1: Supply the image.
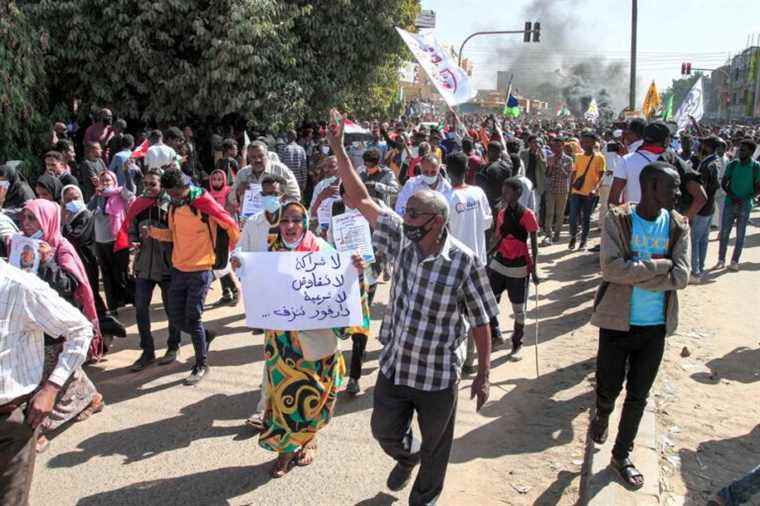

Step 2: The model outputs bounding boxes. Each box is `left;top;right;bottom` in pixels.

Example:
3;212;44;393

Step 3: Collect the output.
405;208;436;220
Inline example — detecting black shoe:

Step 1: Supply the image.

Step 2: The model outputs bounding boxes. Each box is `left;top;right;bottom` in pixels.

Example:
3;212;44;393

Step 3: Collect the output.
212;292;234;307
130;352;155;372
205;329;217;349
158;348;178;366
230;290;240;306
346;378;361;395
100;314;127;338
552;232;560;243
184;364;209;386
386;462;415;491
579;240;588;251
462;364;477;375
568;238;576;250
588;244;601;253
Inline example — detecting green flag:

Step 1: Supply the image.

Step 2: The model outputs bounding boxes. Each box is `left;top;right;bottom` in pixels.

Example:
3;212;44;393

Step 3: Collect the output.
662;95;674;121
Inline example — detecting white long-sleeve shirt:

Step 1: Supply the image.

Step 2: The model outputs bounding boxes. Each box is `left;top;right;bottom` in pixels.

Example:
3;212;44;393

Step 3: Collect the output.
395;175;453;216
0;259;93;404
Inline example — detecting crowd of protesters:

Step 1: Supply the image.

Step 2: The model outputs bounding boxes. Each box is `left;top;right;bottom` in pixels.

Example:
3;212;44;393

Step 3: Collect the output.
1;103;759;505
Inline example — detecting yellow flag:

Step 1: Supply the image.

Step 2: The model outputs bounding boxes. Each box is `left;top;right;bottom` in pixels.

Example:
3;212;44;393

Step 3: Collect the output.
642;81;661;119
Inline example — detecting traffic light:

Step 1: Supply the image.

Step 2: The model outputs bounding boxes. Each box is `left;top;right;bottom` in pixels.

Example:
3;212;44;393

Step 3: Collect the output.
686;63;692;75
681;63;686;75
533;22;541;42
524;22;532;42
681;62;692;75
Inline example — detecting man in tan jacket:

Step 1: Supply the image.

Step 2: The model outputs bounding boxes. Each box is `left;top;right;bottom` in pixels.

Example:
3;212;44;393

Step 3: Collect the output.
590;162;690;490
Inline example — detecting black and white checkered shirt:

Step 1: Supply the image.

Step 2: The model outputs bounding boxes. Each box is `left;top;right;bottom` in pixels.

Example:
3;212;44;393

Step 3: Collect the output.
373;210;499;391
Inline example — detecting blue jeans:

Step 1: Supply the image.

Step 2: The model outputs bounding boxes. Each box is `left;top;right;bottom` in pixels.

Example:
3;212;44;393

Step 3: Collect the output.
718;464;760;505
690;214;712;275
718;199;752;263
167;269;212;367
568;194;595;241
135;278;181;355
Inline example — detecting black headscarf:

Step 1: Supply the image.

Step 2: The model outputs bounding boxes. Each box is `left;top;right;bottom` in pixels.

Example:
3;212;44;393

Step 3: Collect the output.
0;164;36;209
35;173;64;202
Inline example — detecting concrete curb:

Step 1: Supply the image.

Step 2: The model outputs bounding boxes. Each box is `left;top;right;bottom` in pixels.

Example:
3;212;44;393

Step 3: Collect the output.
580;402;660;505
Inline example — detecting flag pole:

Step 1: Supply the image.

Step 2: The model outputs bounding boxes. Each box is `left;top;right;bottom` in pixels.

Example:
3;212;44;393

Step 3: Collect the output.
533;282;540;378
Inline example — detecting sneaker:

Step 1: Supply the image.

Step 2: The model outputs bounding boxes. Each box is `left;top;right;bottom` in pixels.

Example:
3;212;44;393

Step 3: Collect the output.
713;261;726;271
552;232;560;243
158;348;179;365
212;291;234;308
540;236;553;247
588;244;601;253
130;352;155;372
386;462;416;491
346;378;361;396
728;261;739;271
689;274;703;285
184;364;209;386
568;237;576;250
578;240;588;251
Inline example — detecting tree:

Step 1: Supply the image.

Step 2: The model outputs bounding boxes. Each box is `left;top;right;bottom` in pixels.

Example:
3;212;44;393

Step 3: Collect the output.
0;1;49;169
24;0;418;129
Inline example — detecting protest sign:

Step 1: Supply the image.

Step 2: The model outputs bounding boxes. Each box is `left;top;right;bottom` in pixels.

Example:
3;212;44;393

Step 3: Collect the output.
317;197;337;227
331;209;375;264
238;250;362;331
241;183;263;217
9;234;40;273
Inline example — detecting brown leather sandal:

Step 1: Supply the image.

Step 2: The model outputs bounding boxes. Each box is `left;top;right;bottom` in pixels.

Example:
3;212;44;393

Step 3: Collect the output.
270;453;296;478
75;393;104;422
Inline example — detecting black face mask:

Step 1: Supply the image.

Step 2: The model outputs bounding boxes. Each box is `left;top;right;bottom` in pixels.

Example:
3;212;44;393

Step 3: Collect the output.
403;216;435;243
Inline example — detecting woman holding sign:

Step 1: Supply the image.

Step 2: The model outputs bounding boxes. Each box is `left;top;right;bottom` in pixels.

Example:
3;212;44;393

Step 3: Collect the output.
249;200;368;478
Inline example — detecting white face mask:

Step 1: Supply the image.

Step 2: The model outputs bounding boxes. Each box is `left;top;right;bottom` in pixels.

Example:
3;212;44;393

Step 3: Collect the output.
320;146;330;155
30;229;44;240
0;181;9;190
282;237;302;250
409;146;420;158
421;174;438;186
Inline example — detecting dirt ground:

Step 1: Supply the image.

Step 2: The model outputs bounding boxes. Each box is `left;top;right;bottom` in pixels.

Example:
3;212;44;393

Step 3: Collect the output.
27;212;760;505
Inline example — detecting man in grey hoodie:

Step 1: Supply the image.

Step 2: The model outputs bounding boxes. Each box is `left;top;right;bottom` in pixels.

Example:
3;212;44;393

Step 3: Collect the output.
590;162;690;490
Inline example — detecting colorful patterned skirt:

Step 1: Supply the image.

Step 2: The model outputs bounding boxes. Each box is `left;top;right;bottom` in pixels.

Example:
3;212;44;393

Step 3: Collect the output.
258;331;346;454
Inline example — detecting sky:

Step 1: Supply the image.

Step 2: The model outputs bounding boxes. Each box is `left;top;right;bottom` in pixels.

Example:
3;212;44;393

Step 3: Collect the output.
421;0;760;106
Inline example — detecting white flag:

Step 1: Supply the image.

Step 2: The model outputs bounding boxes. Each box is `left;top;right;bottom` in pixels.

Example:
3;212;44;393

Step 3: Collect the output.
674;77;704;132
395;27;477;106
584;98;599;122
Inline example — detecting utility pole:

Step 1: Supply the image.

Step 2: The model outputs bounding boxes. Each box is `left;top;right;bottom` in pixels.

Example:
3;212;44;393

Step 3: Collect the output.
629;0;638;110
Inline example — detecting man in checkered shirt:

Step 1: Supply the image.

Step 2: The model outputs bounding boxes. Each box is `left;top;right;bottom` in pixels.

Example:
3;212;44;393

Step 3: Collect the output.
327;112;498;506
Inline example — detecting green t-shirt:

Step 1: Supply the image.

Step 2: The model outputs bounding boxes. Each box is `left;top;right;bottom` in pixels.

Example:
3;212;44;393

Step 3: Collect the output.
725;159;760;201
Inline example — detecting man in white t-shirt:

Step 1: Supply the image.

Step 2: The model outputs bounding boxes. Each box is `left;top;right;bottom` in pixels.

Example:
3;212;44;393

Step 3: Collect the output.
609;121;669;206
145;129;178;170
445;152;493;374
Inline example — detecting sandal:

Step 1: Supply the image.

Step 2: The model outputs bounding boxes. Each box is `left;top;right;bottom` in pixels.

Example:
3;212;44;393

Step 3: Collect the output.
296;440;317;467
245;414;266;432
36;435;50;454
75;393;105;422
590;415;609;444
611;457;645;490
270;453;296;478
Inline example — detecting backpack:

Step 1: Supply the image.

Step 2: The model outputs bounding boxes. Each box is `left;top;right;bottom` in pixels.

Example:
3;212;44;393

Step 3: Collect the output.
170;205;230;270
